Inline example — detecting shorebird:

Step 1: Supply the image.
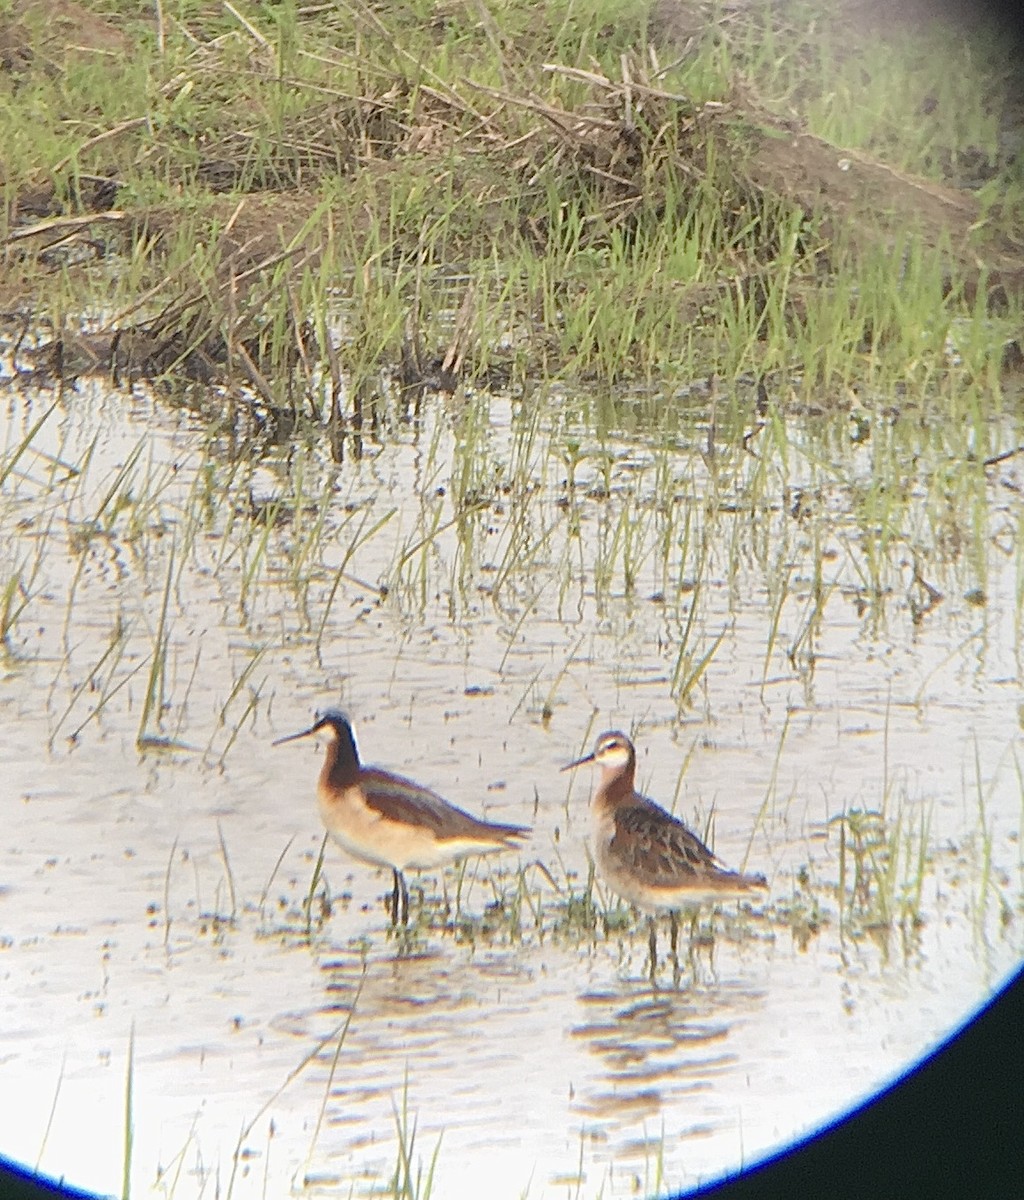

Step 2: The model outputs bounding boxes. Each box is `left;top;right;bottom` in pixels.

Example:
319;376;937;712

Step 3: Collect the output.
563;729;767;968
274;710;529;925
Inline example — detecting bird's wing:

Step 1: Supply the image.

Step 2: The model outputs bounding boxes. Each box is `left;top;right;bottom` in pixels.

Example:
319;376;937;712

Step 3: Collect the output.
607;799;724;887
361;768;527;843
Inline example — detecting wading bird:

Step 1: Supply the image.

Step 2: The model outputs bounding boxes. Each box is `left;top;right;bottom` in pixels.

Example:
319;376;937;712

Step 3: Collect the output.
275;710;529;925
563;730;767;971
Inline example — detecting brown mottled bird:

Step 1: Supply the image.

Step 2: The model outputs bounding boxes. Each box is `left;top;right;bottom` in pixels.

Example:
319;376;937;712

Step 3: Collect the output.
563;730;766;966
275;711;529;925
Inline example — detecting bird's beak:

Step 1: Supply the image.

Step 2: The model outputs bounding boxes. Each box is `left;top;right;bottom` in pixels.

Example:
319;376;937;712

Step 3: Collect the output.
561;750;596;772
272;724;317;747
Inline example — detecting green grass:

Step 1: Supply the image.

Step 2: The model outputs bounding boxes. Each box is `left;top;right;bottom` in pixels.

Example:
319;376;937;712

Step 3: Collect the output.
727;0;1017;184
0;0;1019;408
389;1073;443;1200
122;1023;134;1200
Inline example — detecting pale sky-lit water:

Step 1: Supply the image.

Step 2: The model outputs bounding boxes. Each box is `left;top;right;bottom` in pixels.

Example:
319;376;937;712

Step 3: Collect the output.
1;377;1021;1198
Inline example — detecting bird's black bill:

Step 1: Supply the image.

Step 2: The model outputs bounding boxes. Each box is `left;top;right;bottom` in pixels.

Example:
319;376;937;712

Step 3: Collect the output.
561;751;596;772
272;725;317;747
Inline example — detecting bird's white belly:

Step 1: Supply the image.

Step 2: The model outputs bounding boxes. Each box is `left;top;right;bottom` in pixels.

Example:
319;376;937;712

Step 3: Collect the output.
318;786;500;871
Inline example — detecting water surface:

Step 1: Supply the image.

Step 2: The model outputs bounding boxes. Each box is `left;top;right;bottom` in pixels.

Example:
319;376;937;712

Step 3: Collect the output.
1;378;1021;1197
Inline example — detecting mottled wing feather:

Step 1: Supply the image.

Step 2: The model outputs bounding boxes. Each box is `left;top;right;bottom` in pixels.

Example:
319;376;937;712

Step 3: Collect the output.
361;768;527;844
608;798;730;888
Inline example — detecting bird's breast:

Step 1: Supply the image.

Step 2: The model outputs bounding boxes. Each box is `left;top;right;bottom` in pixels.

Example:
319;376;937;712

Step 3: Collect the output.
317;782;403;869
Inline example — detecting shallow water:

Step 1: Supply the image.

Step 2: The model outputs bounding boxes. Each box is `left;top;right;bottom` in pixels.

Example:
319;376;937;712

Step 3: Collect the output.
1;378;1021;1198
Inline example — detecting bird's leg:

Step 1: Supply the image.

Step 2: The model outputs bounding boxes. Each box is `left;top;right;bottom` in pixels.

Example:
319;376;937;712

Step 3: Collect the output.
668;911;682;986
398;869;410;926
682;909;704;978
647;915;658;981
389;869;402;926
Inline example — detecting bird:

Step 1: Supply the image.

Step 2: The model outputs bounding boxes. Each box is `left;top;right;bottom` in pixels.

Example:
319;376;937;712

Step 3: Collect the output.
562;729;767;969
274;710;529;926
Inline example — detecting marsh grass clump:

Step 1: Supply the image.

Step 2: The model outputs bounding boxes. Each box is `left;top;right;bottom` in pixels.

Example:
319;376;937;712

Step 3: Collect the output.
389;1074;443;1200
0;0;1019;421
775;866;828;953
831;804;933;938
